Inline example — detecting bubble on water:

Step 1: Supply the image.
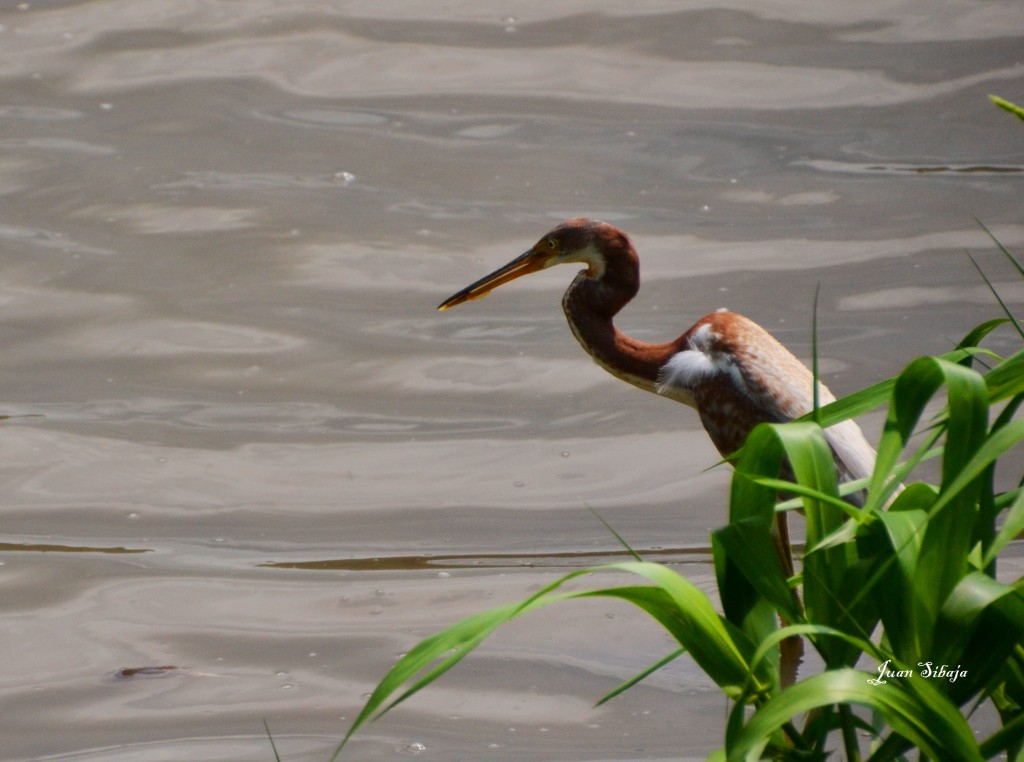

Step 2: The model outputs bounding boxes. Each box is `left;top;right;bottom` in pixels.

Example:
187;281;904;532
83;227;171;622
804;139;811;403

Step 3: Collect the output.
403;741;427;754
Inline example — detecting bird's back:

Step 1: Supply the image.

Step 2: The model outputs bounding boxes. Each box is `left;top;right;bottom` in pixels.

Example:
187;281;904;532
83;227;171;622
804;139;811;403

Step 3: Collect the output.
657;310;876;482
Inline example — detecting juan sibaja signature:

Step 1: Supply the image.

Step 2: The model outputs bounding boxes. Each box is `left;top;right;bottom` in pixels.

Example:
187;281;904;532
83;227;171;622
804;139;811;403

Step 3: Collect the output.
867;659;968;685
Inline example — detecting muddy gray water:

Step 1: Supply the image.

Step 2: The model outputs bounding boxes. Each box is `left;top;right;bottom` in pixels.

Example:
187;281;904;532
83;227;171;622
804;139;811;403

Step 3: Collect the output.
1;2;1022;760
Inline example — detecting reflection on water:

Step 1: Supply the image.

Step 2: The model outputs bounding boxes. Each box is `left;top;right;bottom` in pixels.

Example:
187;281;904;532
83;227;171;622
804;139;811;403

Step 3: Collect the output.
262;545;710;572
0;542;150;555
0;1;1022;759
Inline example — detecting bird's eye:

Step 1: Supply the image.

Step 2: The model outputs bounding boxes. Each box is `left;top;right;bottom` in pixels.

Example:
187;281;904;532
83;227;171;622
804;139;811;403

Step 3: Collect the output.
546;239;557;250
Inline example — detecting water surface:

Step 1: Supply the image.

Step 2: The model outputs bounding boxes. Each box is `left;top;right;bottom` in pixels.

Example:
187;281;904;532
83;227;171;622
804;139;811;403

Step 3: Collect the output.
1;1;1022;759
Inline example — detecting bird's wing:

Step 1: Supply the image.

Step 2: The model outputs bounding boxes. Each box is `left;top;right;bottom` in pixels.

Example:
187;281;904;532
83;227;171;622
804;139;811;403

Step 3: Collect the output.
657;313;877;483
822;418;877;483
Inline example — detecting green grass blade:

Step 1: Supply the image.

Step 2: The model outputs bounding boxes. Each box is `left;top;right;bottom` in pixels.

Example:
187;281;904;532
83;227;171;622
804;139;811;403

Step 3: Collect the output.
345;602;521;733
804;377;895;428
916;361;989;617
957;317;1013;353
727;669;983;762
873;509;931;658
975;216;1024;278
593;564;769;694
929;417;1024;519
338;560;770;756
804;347;974;432
595;647;685;707
812;282;822;420
717;424;790;641
587;505;644;561
986;348;1024;402
712;530;783;661
990;94;1024;123
714;519;801;625
748;623;882;676
980;705;1024;759
966;253;1024;342
752;476;863;519
263;719;281;762
334;567;597;754
982;487;1024;568
728;424;784;526
867;356;987;515
766;423;850;642
937;572;1024;703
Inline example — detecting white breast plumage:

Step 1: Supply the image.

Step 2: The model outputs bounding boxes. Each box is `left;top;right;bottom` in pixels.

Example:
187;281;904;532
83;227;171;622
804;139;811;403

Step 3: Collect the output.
656;323;748;397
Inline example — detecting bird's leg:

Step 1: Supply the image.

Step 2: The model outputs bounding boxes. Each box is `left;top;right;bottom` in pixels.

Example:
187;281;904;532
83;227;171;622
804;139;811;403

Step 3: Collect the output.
772;510;804;688
771;509;795;580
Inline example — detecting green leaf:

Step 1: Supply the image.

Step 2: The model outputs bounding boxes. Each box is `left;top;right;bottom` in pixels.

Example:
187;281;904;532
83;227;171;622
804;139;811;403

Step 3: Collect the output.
263;719;281;762
336;560;775;757
595;647;685;707
983;487;1024;568
986;349;1024;403
728;424;784;527
872;508;932;659
966;254;1024;343
753;476;863;519
980;689;1024;759
916;361;989;616
957;317;1014;353
805;376;895;428
937;573;1024;704
593;563;770;695
727;669;983;762
714;518;801;626
334;567;593;754
929;417;1024;519
975;216;1024;280
990;94;1024;124
804;347;975;432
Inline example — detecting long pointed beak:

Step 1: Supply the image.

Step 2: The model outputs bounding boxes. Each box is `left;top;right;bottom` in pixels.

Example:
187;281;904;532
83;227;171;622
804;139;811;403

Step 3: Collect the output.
438;249;549;311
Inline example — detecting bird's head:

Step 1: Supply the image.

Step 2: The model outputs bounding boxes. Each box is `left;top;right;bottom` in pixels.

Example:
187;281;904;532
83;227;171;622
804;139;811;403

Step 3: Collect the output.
438;218;630;311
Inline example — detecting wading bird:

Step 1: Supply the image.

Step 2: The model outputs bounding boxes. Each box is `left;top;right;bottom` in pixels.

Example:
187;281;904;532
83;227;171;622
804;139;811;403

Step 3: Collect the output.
438;218;877;578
